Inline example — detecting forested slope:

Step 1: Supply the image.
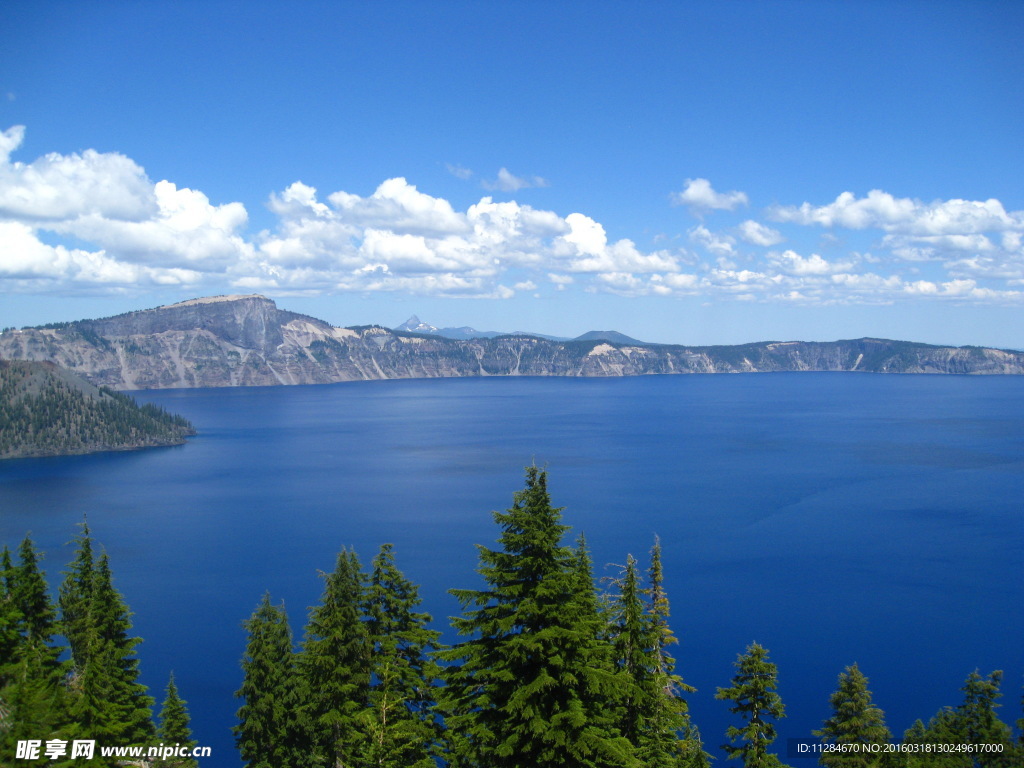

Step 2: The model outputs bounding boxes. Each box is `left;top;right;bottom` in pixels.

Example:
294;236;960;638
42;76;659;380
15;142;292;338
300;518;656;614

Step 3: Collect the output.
0;359;194;459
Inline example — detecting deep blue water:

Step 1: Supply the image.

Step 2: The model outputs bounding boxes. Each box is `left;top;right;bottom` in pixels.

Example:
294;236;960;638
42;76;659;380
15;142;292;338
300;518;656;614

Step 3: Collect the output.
1;373;1022;766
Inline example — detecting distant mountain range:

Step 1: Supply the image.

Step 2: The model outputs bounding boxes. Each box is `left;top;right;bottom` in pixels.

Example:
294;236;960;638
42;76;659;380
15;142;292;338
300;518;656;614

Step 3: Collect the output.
395;315;569;341
394;315;648;346
1;294;1022;391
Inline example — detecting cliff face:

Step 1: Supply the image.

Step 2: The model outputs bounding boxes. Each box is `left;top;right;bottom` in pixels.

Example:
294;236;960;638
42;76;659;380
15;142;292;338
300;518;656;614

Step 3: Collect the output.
1;295;1022;390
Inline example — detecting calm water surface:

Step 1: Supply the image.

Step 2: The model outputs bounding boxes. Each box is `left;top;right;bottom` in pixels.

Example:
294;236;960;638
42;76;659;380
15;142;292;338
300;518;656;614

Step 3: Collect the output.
2;373;1022;765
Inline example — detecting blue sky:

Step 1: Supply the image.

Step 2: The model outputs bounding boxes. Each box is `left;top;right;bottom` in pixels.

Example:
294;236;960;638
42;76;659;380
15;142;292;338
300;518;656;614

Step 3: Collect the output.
2;0;1023;347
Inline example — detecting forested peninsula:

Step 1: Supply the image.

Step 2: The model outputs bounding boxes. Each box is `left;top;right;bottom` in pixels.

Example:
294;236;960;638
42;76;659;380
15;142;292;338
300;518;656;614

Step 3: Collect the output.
2;294;1022;391
0;359;194;459
2;469;1021;767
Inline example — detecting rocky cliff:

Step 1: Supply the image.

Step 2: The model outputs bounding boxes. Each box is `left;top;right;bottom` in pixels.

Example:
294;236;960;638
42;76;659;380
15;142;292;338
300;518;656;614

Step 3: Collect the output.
1;295;1022;390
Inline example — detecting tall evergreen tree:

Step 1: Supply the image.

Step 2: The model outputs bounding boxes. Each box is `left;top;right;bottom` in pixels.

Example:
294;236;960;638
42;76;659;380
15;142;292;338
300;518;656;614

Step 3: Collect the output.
155;673;198;768
440;466;637;768
300;547;370;768
0;546;18;679
715;642;789;768
0;546;15;739
647;538;705;768
58;520;95;669
814;663;890;767
359;543;444;768
66;553;154;746
235;594;307;768
0;538;69;757
955;670;1014;768
909;670;1016;768
609;554;664;761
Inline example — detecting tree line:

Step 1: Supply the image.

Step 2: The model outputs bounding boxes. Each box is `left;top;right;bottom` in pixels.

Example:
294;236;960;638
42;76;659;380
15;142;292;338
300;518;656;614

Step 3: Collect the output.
1;523;196;767
2;467;1023;767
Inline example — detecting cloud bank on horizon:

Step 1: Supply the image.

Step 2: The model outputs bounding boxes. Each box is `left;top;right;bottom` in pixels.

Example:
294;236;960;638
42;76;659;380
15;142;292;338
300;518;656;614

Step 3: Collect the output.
2;124;1023;308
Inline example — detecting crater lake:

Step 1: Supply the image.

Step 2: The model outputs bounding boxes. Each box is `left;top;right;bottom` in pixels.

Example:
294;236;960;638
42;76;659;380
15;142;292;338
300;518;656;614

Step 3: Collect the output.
2;372;1022;766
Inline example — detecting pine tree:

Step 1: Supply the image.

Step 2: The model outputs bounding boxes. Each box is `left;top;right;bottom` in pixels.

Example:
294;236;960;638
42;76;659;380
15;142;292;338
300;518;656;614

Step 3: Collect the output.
715;642;789;768
359;543;444;768
440;466;637;768
813;663;890;767
0;546;18;675
647;538;704;768
67;553;154;745
59;520;95;669
955;670;1014;768
1;538;70;758
300;547;370;767
609;553;665;762
910;671;1016;768
155;673;198;768
235;594;307;768
0;546;16;738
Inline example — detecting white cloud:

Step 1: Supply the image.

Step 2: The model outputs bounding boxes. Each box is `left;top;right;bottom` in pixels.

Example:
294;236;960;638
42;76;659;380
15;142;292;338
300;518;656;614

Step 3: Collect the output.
0;127;156;222
0;125;25;163
3;127;1023;306
446;163;473;180
326;177;469;235
671;178;748;213
768;250;855;276
689;225;735;257
0;220;202;287
482;167;548;192
770;189;1024;236
54;180;253;269
739;220;784;246
883;233;997;255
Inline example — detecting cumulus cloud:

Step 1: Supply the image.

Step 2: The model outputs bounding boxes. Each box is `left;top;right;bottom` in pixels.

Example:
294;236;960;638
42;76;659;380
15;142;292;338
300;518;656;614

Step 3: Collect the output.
254;176;679;294
739;220;784;246
3;127;1023;306
54;180;253;270
770;189;1024;236
768;250;855;276
482;168;548;192
0;125;25;163
0;125;155;222
689;225;736;257
326;177;469;236
672;178;748;213
0;220;202;287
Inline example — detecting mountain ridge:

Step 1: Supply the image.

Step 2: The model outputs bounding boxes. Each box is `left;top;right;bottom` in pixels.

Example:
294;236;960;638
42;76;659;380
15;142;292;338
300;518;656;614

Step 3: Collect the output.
2;294;1022;389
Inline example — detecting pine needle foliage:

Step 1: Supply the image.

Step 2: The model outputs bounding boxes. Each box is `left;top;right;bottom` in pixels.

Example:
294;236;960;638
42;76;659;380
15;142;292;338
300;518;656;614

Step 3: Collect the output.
814;663;890;767
156;673;198;768
235;594;307;768
300;547;371;767
67;553;154;746
0;538;70;760
715;642;788;768
359;543;444;768
440;466;638;768
647;538;705;768
56;526;154;752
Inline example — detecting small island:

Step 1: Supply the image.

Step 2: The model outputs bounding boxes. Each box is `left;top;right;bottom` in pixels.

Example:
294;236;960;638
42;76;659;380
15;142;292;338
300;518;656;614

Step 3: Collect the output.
0;359;195;459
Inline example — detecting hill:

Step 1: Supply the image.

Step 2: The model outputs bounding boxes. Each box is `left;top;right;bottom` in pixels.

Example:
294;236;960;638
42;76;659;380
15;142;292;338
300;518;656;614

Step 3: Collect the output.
0;359;195;459
1;294;1022;390
573;330;649;346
